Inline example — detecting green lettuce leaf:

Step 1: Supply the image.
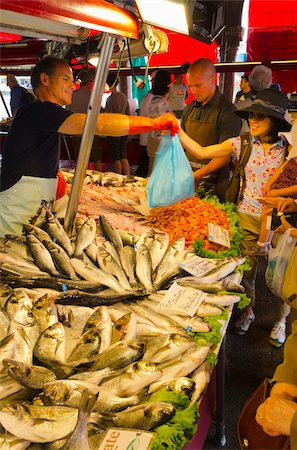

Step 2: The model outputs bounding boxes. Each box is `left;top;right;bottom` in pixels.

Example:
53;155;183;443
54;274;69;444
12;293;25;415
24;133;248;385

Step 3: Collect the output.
148;388;190;409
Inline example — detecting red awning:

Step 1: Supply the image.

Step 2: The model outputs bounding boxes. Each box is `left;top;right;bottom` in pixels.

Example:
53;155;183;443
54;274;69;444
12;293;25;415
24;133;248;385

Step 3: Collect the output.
247;0;297;93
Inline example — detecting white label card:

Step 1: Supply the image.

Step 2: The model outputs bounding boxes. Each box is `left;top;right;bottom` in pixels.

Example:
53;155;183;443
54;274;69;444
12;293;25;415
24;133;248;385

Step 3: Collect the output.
208;223;230;248
157;282;208;317
98;428;155;450
179;255;217;277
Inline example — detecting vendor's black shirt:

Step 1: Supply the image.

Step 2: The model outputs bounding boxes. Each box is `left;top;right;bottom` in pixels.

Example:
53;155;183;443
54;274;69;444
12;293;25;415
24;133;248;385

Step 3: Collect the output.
180;88;241;143
1;101;72;191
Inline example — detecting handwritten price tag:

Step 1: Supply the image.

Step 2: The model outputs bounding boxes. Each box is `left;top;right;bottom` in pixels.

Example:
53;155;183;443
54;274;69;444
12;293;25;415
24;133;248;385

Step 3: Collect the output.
179;255;217;277
157;282;208;317
208;223;230;248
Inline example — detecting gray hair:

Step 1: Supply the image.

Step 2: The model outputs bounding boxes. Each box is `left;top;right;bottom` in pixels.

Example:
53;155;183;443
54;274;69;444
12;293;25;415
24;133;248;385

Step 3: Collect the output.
249;65;272;94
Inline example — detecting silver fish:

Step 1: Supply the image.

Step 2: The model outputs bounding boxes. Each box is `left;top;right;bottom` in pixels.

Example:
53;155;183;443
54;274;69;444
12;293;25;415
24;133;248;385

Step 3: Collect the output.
190;257;246;284
136;228;155;250
99;402;175;431
154;237;185;285
99;215;123;253
0;432;31;449
66;329;101;365
32;294;59;333
0;236;34;262
46;210;73;256
0;309;10;341
83;306;112;353
43;380;139;414
114;312;137;340
0;284;14;310
136;244;154;292
0;250;41;271
70;258;124;292
95;236;121;267
204;294;241;307
0;335;16;372
74;218;97;259
144;333;195;364
59;390;96;450
117;229;139;246
85;241;99;265
34;322;66;365
120;246;138;288
149;231;170;272
189;362;212;405
43;240;78;280
23;223;52;243
196;303;222;317
149;377;196;396
69;367;117;385
4;289;33;319
0;373;22;400
100;361;162;397
0;403;79;443
91;339;145;371
26;235;60;277
3;359;57;390
97;247;132;291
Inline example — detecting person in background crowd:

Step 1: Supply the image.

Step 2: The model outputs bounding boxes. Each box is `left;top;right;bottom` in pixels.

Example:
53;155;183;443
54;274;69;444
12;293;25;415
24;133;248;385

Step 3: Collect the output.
68;70;102;171
181;58;241;202
6;73;34;117
0;56;179;236
236;65;272;133
104;73;130;175
256;195;297;447
147;69;172;175
168;73;189;119
179;88;292;346
234;74;252;103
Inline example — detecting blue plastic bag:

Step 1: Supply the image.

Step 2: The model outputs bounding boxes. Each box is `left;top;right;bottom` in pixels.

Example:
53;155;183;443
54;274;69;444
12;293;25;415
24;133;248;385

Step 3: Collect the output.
146;134;194;208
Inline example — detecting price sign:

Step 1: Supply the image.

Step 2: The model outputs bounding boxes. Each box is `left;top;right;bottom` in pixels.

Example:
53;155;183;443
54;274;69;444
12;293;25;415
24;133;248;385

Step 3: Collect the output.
98;428;155;450
208;223;230;248
179;255;217;277
157;282;208;317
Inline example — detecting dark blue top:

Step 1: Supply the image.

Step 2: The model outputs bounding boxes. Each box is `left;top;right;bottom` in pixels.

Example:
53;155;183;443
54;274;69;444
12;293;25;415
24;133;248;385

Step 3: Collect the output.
1;101;72;191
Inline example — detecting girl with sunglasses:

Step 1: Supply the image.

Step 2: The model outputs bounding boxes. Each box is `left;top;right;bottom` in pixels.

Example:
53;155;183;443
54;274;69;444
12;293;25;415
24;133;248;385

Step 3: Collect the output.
179;88;292;346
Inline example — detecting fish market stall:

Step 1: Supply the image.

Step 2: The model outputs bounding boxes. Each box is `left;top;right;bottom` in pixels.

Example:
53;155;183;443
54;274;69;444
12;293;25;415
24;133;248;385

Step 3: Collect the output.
0;194;249;448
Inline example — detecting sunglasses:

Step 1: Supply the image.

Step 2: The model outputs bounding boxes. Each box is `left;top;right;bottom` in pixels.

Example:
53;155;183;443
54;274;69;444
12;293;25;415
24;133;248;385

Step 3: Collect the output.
248;112;269;121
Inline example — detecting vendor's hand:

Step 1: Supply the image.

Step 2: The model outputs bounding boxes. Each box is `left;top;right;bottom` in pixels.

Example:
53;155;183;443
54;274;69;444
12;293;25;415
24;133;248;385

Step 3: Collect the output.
270;382;297;401
153;113;179;136
256;396;297;437
274;214;294;234
193;170;203;189
278;197;297;213
262;184;271;196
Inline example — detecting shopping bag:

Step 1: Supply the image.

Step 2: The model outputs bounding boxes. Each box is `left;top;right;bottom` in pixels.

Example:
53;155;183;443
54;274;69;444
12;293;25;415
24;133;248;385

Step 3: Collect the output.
265;229;297;299
282;247;297;307
237;378;290;450
146;134;194;208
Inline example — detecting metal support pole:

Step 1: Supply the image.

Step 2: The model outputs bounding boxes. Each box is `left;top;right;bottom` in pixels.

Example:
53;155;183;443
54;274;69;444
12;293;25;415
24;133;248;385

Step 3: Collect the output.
64;33;115;235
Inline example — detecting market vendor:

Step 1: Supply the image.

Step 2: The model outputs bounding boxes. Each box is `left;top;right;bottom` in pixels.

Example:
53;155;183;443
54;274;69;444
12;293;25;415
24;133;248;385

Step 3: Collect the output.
179;88;292;345
0;57;178;237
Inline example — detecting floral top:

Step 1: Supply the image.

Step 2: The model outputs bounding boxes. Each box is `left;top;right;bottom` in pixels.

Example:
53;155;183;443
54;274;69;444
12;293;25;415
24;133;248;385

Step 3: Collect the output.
230;136;286;217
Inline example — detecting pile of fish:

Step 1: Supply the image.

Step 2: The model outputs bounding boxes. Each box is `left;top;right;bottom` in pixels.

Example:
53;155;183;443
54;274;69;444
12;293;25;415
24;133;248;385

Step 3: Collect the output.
61;169;146;188
0;282;227;448
0;207;248;448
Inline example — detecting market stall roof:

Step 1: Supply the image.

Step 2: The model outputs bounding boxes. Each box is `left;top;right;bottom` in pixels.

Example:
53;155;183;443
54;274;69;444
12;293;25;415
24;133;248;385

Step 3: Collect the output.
0;0;139;42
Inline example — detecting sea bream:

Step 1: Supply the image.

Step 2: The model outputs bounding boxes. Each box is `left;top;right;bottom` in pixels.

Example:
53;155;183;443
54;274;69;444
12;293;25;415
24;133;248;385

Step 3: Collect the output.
83;306;112;352
91;339;145;371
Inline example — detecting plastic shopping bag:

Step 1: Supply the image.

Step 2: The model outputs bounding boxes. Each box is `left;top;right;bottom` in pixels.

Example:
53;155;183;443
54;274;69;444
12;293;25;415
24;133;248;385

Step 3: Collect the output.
265;229;297;299
282;246;297;307
146;134;194;208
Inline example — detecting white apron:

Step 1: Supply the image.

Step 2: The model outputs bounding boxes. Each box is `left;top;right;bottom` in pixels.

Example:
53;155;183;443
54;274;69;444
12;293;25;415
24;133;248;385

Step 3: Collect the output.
0;176;57;237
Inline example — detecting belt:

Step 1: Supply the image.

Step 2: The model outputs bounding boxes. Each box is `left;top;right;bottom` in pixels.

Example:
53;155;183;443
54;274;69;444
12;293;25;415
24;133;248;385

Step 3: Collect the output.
189;161;205;169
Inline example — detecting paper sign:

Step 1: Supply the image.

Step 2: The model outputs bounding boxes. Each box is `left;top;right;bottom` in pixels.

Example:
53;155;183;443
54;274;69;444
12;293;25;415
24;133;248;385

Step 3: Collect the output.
179;255;217;277
98;428;155;450
208;223;230;248
157;282;208;317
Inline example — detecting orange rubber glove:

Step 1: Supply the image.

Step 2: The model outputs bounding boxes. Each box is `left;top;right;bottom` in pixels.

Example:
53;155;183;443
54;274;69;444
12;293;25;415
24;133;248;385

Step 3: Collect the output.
56;170;67;200
128;112;179;137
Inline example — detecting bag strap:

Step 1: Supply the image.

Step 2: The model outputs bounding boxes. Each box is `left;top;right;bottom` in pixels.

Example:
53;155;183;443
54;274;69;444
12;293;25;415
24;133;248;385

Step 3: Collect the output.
235;133;253;202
